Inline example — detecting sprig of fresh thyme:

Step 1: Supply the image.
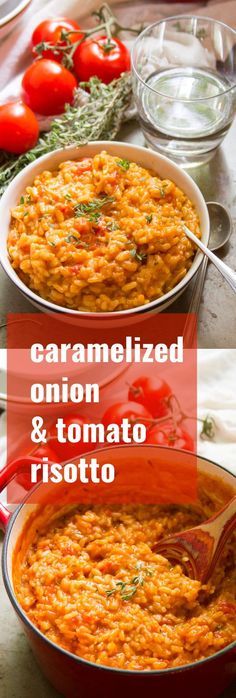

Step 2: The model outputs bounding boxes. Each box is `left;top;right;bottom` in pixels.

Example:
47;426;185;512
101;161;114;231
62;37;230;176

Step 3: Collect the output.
0;74;132;197
105;563;153;601
130;246;147;263
74;196;115;223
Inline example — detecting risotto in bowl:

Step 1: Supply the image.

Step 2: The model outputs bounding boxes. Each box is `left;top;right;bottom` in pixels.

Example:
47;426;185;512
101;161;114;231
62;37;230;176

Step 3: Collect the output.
0;142;209;317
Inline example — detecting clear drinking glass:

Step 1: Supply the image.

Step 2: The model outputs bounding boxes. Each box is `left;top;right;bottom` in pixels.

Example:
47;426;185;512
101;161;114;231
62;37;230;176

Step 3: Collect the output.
131;16;236;166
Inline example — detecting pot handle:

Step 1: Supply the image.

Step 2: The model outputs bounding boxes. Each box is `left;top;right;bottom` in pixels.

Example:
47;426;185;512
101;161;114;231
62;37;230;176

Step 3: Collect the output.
0;503;11;531
0;456;42;532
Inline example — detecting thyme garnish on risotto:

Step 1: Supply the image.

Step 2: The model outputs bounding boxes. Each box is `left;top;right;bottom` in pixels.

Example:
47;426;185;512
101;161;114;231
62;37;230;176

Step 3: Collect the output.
74;196;115;222
117;158;130;170
130;247;148;263
105;563;154;601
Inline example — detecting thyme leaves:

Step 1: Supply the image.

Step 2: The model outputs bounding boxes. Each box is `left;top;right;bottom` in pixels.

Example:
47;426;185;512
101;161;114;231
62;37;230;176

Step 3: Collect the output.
0;74;132;197
74;196;115;223
117;158;130;171
105;564;153;601
130;247;147;263
65;235;90;248
200;415;216;440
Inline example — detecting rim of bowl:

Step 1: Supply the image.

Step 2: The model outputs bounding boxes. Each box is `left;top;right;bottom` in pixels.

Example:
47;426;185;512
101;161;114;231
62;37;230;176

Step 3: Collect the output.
0;0;31;27
0;141;209;319
0;362;129;405
131;14;236;102
2;446;236;677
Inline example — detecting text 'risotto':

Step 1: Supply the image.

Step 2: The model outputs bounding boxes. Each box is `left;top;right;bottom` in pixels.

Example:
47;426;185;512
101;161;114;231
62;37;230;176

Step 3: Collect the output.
14;475;235;671
8;152;200;311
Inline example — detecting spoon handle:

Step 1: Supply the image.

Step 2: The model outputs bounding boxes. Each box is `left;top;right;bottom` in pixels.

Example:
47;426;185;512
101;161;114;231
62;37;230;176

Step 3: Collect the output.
183;257;208;346
184;226;236;293
201;496;236;581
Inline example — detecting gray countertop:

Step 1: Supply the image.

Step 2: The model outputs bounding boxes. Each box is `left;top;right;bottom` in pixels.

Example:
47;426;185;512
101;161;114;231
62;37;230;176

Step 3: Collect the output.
0;119;236;349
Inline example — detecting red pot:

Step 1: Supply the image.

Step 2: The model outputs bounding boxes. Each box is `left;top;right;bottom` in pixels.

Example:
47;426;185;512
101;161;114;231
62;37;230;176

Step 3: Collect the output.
1;446;236;698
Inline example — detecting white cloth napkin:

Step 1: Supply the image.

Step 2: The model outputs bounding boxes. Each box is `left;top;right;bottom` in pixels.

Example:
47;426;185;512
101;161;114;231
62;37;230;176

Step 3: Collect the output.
197;350;236;474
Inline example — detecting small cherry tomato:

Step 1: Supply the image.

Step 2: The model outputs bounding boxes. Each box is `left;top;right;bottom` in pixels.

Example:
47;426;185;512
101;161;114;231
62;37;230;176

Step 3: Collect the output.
16;444;58;490
102;401;152;428
22;59;77;115
32;17;81;62
0;101;39;154
128;376;172;418
73;35;130;84
49;414;96;461
146;421;194;451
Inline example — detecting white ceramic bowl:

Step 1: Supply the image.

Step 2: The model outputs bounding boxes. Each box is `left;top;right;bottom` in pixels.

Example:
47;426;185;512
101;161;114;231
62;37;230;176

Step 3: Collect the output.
0;141;209;318
0;0;31;37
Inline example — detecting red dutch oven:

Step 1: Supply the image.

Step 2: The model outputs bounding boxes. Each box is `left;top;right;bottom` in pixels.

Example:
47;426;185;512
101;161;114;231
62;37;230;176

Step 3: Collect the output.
1;446;236;698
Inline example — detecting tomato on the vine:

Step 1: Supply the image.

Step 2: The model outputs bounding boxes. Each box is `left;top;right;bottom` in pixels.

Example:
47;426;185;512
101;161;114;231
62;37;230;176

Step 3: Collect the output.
128;376;172;419
48;414;96;461
73;35;130;84
0;101;39;154
32;17;81;62
22;59;77;115
102;401;152;428
146;422;194;451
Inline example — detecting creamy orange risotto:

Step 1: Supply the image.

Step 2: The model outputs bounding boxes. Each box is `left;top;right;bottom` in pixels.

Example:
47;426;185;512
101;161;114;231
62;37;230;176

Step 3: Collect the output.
13;474;235;670
8;151;200;311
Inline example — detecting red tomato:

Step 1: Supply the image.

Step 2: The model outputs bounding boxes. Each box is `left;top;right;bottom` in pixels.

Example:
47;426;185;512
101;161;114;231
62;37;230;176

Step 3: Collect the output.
0;101;39;154
22;59;77;116
16;444;58;490
146;421;194;451
32;17;81;62
128;376;172;418
73;35;130;84
102;401;152;429
49;415;95;461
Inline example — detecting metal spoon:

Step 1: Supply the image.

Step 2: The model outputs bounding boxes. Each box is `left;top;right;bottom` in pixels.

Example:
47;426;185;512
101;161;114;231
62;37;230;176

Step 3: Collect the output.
152;495;236;583
184;203;235;292
184;202;233;346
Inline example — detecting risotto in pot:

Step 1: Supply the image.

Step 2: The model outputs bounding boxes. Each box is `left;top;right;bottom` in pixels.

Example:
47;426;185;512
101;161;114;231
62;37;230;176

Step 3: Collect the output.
8;152;200;311
13;474;236;671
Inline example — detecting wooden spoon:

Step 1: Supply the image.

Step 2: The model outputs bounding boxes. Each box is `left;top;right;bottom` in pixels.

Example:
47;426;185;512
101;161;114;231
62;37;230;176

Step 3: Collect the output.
153;496;236;583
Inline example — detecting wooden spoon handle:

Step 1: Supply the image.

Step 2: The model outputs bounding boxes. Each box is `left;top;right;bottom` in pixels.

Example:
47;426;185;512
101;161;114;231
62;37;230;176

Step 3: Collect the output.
153;497;236;584
202;496;236;581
